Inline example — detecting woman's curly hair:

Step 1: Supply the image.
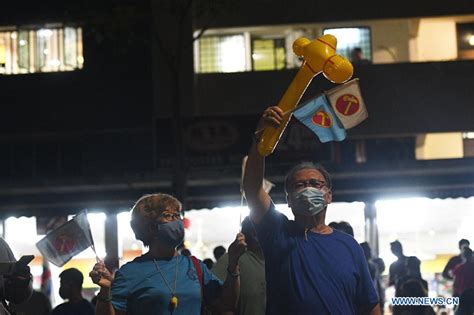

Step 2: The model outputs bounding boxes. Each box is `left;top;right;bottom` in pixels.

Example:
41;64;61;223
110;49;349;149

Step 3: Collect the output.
132;193;182;223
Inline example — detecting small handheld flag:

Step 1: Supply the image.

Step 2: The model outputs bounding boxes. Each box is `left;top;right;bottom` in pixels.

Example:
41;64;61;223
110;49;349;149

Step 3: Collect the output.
36;211;96;267
293;94;346;143
325;78;367;129
293;79;367;143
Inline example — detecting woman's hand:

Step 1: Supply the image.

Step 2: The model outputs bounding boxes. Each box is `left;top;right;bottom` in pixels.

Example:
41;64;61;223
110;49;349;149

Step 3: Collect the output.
89;261;114;288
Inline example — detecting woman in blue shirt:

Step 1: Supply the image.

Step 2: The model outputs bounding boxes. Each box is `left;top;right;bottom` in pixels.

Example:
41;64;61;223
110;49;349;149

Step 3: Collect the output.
90;193;246;315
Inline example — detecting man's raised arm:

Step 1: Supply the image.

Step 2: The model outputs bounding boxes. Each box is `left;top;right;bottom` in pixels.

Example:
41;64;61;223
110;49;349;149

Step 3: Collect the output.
243;106;283;224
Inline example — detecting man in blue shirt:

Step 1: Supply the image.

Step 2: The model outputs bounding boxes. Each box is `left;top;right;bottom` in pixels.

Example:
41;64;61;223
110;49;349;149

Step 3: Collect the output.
243;106;381;315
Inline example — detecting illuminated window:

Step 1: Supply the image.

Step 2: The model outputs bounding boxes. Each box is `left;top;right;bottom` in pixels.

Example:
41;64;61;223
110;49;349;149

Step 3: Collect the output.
0;25;83;75
252;38;286;71
323;27;372;62
415;133;464;160
197;34;249;73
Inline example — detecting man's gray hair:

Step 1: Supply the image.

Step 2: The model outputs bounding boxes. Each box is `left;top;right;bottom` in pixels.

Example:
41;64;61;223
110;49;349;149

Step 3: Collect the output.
284;161;332;193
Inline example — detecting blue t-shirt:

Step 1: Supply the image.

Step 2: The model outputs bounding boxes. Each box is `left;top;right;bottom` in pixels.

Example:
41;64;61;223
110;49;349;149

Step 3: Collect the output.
256;203;378;315
111;255;223;314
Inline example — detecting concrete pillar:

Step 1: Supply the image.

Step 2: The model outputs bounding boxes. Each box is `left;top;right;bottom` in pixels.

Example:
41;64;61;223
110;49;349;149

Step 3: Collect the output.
104;214;119;272
150;0;194;205
364;201;379;256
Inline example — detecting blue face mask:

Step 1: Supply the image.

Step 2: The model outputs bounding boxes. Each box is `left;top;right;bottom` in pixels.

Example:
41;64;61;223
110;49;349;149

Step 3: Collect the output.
154;220;185;248
292;187;327;216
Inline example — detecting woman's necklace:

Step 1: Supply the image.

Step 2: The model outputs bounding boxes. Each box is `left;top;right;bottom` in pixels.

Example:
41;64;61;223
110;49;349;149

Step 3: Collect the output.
153;256;180;310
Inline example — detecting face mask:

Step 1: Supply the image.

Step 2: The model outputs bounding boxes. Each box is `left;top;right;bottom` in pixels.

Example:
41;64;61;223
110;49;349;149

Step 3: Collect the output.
292;187;327;216
154;220;185;248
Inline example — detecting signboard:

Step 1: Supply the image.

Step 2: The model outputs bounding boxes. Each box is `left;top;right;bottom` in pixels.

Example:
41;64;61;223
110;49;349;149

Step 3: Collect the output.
155;115;333;168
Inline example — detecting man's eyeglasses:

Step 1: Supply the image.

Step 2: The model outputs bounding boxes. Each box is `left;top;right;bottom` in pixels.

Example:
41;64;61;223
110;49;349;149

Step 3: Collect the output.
292;179;326;191
158;212;183;221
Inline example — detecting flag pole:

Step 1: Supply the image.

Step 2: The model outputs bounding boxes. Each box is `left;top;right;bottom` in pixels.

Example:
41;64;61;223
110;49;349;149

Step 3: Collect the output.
240;157;246;228
84;210;100;263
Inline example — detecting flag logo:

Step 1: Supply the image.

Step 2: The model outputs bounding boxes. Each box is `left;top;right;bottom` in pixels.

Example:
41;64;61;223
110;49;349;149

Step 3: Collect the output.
335;94;360;116
311;111;332;128
293;94;346;143
326;79;367;129
53;234;76;254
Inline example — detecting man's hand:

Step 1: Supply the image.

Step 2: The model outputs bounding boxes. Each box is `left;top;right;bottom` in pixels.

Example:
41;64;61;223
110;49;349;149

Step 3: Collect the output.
255;106;284;138
90;261;114;288
227;233;247;270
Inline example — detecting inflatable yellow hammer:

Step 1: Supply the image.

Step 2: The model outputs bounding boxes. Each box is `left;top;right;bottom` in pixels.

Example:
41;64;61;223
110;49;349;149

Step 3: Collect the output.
256;34;354;157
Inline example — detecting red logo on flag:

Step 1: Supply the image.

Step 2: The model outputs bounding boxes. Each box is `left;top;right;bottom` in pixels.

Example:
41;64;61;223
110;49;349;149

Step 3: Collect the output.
183;217;191;229
335;94;360;116
311;111;332;128
53;234;76;254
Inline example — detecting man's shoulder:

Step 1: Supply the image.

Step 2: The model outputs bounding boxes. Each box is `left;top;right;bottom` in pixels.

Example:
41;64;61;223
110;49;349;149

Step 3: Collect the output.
256;202;290;226
79;299;94;310
330;229;359;246
447;255;461;265
52;302;69;314
390;259;403;268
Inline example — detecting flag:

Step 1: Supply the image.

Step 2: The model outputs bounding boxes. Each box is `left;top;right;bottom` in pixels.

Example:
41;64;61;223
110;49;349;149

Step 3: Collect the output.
325;78;368;129
293;94;346;143
36;211;94;267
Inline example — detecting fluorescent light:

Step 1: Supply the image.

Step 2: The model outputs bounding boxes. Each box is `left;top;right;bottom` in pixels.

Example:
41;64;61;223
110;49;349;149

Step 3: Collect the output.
38;29;53;37
252;53;262;60
324;28;362;48
469;35;474;46
463;132;474;139
219;35;247;73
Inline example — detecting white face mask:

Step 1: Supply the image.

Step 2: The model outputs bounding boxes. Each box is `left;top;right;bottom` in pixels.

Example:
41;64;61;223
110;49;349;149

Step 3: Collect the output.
292;187;328;216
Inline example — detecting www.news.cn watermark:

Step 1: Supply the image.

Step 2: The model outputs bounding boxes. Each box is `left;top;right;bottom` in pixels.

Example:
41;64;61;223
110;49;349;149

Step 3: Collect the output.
391;297;459;306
